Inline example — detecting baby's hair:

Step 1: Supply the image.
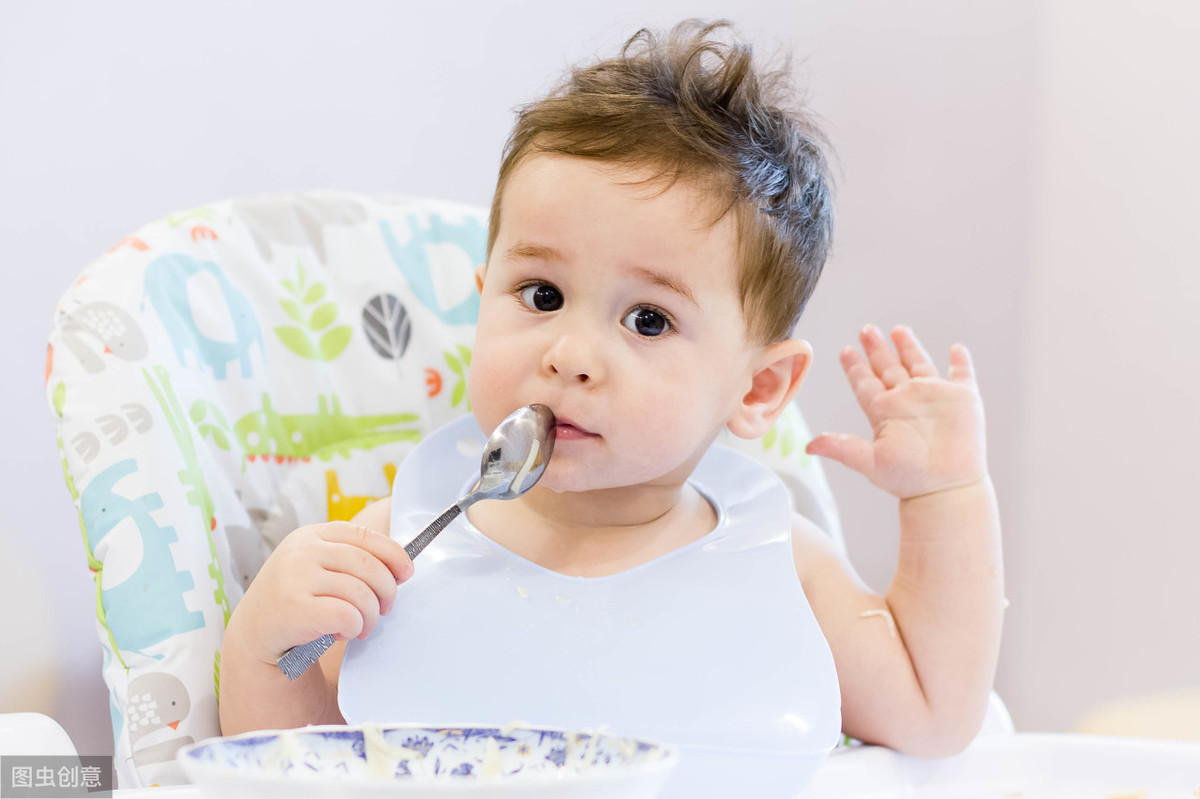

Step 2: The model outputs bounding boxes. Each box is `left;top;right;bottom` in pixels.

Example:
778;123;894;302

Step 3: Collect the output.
487;19;835;343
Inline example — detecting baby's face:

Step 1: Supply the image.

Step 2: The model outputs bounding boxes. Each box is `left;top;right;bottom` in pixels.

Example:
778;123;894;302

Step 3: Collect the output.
469;154;761;494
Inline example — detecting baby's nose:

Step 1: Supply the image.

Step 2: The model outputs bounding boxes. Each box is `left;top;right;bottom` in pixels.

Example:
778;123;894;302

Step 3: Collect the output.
543;332;601;384
550;361;590;383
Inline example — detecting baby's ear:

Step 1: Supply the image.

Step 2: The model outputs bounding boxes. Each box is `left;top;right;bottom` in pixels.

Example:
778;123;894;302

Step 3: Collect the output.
474;263;487;293
726;339;812;440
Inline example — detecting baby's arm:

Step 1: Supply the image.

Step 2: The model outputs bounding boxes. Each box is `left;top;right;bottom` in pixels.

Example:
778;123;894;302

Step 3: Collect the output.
218;497;408;735
800;325;1003;757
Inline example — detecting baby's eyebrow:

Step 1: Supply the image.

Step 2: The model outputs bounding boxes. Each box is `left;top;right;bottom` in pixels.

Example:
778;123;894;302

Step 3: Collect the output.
503;241;698;307
628;265;698;307
503;241;566;263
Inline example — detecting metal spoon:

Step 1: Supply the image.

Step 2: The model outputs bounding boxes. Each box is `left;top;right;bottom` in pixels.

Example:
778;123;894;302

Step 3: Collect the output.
276;404;556;679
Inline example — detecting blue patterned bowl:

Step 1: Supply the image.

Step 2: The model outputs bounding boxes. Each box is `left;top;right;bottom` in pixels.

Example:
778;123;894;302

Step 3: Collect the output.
178;723;678;798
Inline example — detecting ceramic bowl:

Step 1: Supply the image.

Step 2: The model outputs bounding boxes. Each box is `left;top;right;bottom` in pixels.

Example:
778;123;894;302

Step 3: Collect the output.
177;722;678;799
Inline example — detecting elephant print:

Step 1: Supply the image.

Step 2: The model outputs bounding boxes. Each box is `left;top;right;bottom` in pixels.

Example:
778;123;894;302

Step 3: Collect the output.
143;254;263;380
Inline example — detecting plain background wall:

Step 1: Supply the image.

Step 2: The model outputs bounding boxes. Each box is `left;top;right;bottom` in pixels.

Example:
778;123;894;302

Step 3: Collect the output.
1006;0;1200;731
1;0;1196;759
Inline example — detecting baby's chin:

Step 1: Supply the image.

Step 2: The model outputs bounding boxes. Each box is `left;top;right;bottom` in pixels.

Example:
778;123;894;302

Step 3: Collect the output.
533;473;604;495
532;465;678;497
529;463;624;495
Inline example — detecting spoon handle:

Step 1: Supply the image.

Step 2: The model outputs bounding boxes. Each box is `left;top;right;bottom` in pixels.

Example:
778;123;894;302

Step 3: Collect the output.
276;502;465;680
276;635;335;681
403;503;463;560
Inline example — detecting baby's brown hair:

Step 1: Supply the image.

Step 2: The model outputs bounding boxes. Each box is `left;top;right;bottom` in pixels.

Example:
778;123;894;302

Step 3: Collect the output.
487;19;834;344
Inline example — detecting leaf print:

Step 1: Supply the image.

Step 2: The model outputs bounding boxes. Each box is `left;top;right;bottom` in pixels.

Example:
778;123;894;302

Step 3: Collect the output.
304;283;326;304
362;294;411;360
276;326;318;358
280;299;304;324
191;400;228;428
309;302;337;331
761;404;812;465
198;425;231;451
275;257;351;361
442;344;473;409
190;399;232;451
318;326;353;360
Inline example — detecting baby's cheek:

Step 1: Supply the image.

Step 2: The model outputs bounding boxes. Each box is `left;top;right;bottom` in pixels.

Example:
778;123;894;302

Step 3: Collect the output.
465;357;503;433
627;411;690;460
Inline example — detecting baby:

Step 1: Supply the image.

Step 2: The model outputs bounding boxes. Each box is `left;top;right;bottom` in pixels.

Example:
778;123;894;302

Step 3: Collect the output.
219;19;1003;764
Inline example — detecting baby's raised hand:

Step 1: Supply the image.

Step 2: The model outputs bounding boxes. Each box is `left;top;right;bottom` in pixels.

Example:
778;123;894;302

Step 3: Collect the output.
806;325;987;500
230;521;413;665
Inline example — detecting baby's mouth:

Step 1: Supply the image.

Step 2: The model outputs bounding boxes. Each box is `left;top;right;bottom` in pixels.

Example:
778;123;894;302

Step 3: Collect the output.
553;419;597;440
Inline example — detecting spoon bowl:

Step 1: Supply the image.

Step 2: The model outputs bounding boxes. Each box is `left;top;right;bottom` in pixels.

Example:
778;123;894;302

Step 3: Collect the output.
276;404;557;680
472;403;557;501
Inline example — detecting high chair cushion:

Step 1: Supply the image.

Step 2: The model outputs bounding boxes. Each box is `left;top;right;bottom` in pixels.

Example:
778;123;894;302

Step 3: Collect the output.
44;191;842;788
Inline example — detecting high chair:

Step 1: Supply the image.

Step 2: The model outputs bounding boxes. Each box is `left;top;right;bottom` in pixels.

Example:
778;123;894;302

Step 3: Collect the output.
0;713;77;757
45;191;845;788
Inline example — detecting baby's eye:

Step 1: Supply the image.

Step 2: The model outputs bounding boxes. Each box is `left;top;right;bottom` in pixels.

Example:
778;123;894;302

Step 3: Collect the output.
621;307;671;337
519;283;563;312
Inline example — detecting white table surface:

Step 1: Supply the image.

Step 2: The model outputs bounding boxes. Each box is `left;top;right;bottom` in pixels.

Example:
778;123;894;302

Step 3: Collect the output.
799;733;1200;797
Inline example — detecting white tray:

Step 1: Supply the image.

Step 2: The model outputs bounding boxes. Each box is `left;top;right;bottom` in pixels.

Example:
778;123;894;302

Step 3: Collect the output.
799;733;1200;798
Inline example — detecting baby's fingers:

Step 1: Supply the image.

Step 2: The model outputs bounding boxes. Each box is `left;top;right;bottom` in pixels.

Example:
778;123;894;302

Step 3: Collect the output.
324;523;414;583
840;345;886;415
317;541;403;617
860;325;910;389
948;343;977;386
890;326;938;378
306;574;380;641
805;432;875;481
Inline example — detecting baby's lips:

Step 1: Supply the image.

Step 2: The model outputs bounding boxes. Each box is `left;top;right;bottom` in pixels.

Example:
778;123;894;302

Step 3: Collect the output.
553;416;597;437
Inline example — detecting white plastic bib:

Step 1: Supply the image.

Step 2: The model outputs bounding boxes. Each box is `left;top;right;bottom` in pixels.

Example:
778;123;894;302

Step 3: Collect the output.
340;415;841;797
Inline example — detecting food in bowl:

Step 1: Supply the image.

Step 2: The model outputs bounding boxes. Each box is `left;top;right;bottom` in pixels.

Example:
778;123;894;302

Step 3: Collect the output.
178;722;677;798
